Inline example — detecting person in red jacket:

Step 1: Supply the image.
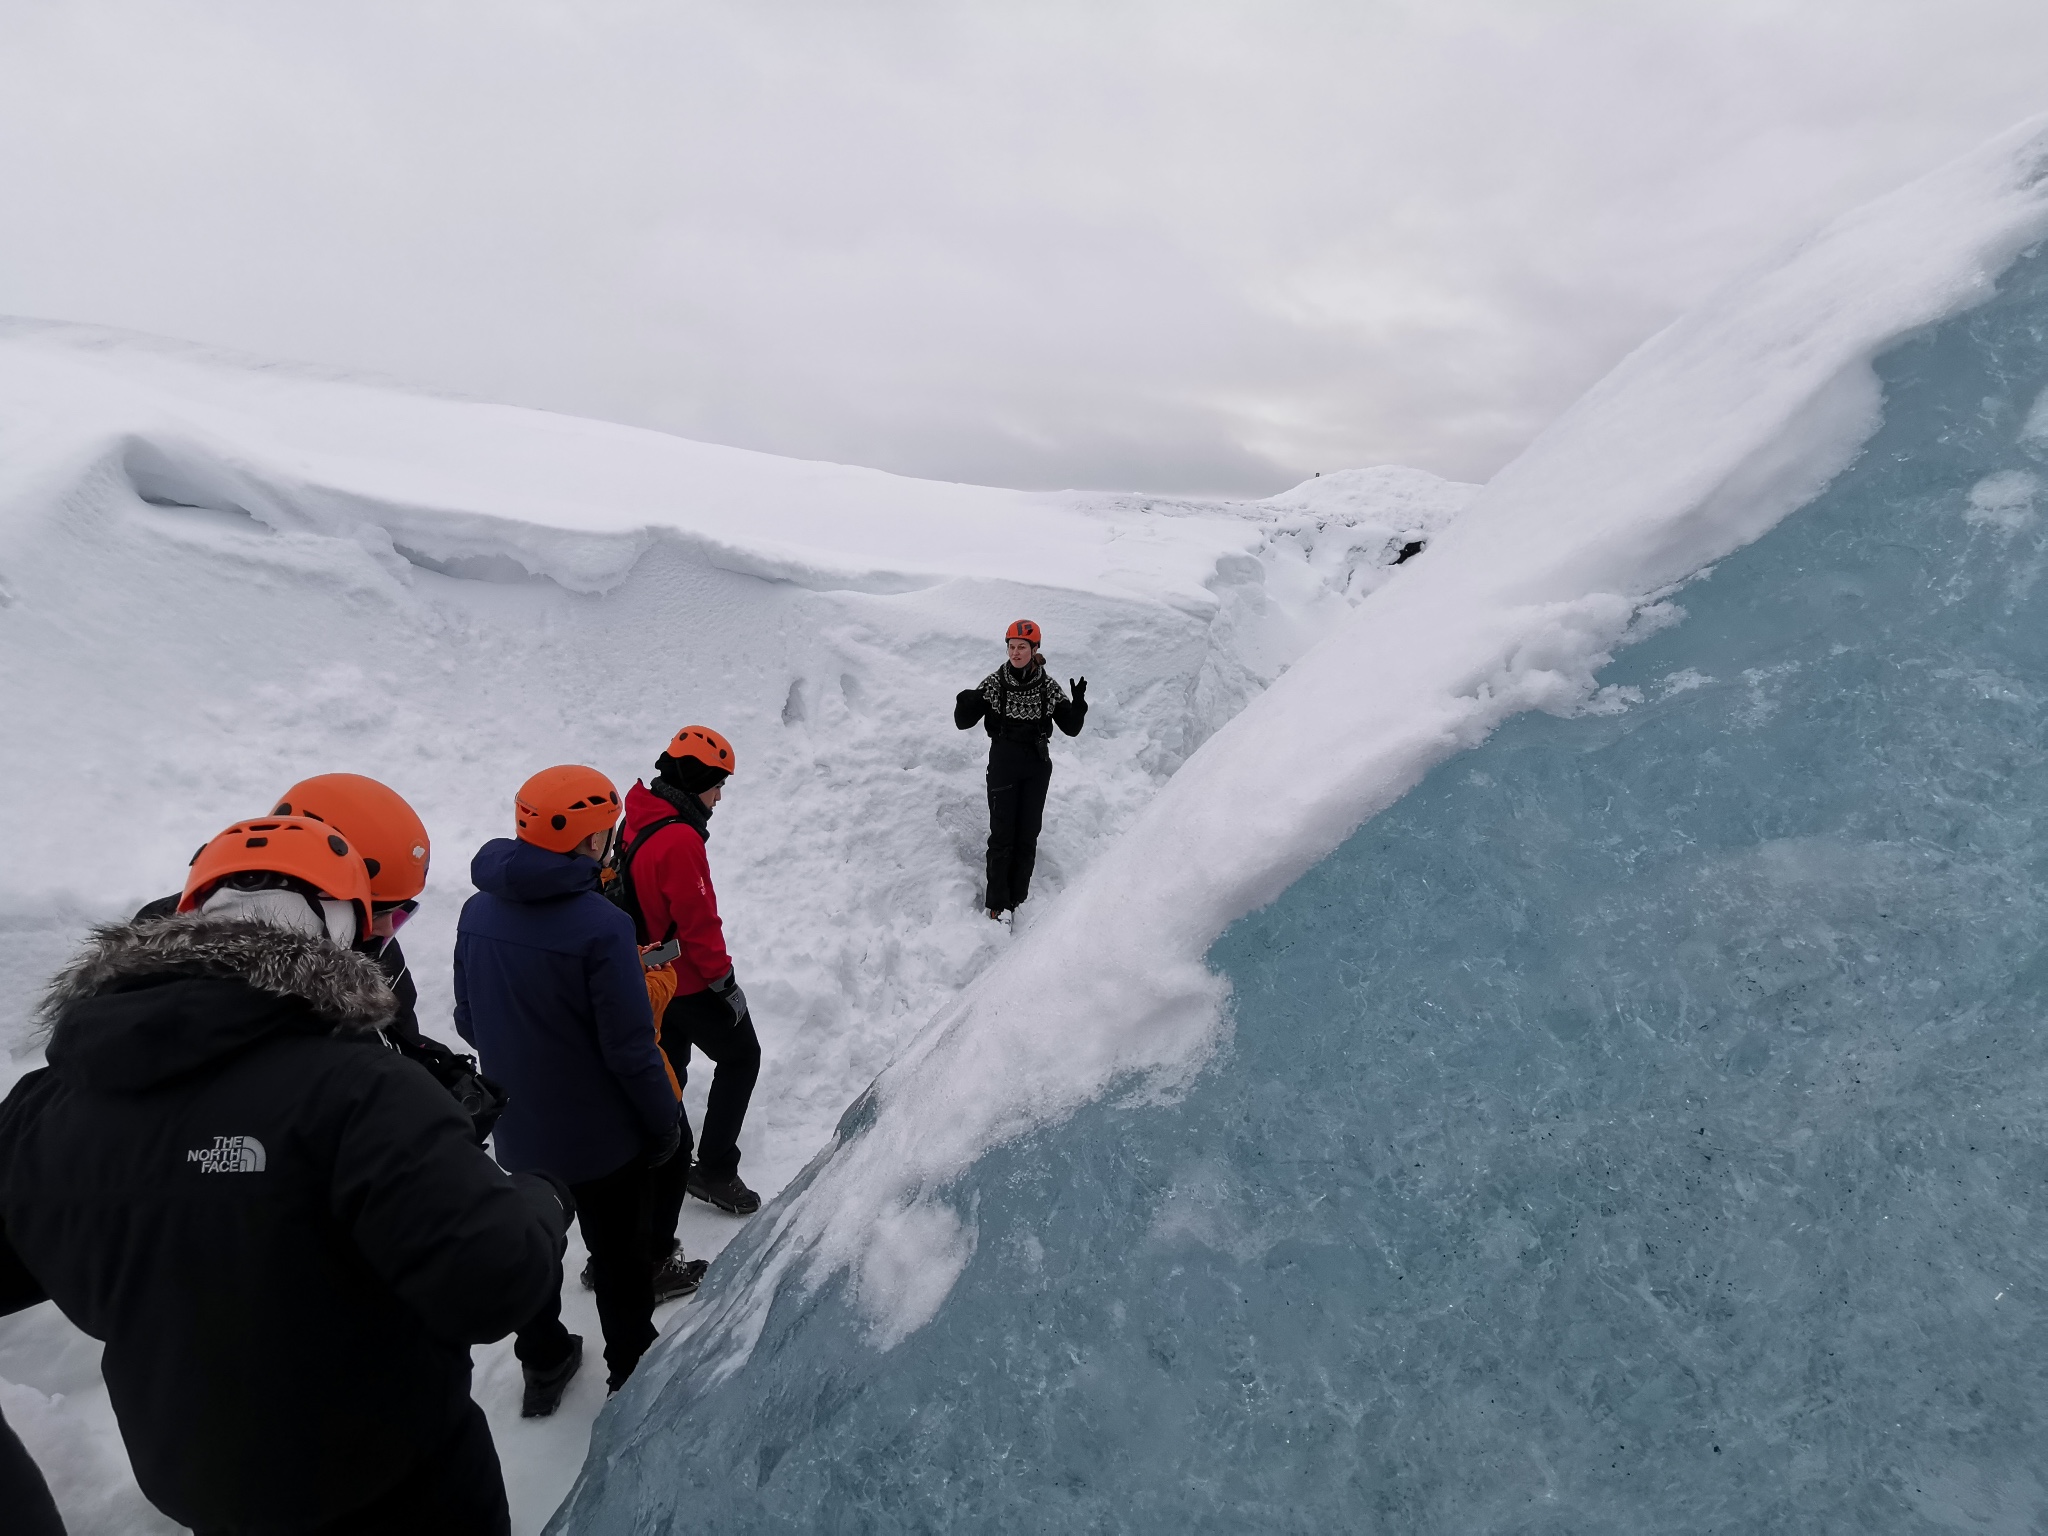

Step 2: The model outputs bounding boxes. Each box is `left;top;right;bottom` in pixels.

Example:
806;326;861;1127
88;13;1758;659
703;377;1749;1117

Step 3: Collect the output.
619;726;763;1229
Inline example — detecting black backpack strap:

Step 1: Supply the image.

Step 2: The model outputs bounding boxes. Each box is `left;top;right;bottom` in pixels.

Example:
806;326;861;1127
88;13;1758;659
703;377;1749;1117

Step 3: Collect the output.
614;815;684;944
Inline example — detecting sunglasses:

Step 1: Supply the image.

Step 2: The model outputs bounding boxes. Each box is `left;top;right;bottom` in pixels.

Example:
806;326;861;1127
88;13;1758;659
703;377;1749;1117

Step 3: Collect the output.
373;899;421;933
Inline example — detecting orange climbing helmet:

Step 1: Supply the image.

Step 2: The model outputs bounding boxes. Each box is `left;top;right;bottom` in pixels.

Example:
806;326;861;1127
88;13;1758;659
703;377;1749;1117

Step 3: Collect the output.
515;765;621;854
178;816;377;941
271;773;431;903
1006;619;1042;647
665;725;736;776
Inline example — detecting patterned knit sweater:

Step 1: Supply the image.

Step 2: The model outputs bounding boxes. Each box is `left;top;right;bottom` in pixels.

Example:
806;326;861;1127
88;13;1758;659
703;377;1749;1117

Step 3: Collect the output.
960;662;1085;742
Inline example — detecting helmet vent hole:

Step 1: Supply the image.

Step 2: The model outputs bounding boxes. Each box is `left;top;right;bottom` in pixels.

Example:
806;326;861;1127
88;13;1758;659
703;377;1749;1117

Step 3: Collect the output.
245;836;269;848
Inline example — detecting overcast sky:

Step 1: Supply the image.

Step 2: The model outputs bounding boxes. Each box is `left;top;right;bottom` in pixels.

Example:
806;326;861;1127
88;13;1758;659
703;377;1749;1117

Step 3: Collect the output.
2;2;2046;496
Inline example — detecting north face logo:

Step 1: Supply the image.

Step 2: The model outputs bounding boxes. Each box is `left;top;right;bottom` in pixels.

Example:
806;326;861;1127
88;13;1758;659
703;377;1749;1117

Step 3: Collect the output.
186;1135;267;1173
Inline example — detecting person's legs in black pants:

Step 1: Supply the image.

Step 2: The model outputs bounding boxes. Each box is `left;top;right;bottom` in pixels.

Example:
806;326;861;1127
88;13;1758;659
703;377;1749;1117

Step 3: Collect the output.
985;739;1052;911
515;1157;655;1390
648;992;762;1265
512;1273;574;1375
985;739;1031;911
576;1159;657;1387
646;1121;693;1264
1007;755;1052;905
663;990;760;1183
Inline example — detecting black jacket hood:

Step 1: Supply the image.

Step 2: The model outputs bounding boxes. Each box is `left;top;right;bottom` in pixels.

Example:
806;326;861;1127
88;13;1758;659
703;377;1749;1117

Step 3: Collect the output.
40;914;396;1092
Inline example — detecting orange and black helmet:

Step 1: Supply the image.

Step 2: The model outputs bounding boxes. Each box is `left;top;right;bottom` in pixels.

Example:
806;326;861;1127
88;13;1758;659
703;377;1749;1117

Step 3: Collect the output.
1006;619;1042;647
515;766;621;854
178;816;377;938
272;773;430;903
665;725;735;776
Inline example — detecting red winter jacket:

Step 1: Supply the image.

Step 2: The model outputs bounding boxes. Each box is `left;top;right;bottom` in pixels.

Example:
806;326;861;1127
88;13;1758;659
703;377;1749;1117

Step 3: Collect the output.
622;780;732;995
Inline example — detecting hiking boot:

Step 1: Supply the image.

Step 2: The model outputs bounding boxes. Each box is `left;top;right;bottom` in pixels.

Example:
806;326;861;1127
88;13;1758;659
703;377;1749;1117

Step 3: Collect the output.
652;1249;710;1303
687;1169;761;1215
521;1335;582;1418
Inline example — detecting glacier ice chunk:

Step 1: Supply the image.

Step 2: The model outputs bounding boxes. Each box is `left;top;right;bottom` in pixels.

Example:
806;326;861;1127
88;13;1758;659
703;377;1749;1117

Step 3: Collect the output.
553;188;2048;1533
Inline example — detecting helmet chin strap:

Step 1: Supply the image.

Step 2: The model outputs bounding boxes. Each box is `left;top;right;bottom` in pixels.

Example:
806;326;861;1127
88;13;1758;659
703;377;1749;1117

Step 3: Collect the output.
201;886;359;946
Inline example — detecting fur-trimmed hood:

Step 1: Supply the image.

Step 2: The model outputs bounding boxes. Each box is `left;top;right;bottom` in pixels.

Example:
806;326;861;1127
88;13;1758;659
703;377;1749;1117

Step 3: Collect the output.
40;914;396;1093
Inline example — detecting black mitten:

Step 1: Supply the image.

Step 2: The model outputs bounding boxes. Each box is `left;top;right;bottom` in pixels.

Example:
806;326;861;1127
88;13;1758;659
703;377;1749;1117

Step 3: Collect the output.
512;1172;575;1256
644;1120;683;1168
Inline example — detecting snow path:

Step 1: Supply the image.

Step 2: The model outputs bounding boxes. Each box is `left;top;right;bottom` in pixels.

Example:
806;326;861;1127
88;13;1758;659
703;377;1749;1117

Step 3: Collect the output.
0;325;1469;1534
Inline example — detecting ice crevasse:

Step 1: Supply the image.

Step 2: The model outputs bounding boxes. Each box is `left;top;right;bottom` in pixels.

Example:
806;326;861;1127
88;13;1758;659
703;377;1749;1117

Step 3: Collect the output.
554;118;2048;1531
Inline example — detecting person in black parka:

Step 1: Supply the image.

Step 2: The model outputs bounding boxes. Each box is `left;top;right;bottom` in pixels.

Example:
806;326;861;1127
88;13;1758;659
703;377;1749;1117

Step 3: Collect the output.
0;818;567;1536
954;619;1088;918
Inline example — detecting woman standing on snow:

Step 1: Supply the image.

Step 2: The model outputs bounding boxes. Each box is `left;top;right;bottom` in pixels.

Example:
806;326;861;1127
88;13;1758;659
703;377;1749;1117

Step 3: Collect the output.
954;619;1088;920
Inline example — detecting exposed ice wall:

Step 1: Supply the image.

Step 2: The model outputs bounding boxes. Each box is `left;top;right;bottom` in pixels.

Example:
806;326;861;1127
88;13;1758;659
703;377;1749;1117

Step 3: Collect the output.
551;125;2048;1531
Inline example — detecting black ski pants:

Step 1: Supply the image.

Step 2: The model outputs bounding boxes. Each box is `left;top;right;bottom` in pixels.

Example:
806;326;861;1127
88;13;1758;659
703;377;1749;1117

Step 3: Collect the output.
1;1406;64;1536
649;989;762;1240
515;1156;656;1390
985;737;1052;912
193;1401;507;1536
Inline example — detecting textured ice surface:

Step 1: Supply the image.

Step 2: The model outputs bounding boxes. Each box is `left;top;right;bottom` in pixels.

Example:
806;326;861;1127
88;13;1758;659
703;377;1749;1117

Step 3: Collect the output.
554;242;2048;1529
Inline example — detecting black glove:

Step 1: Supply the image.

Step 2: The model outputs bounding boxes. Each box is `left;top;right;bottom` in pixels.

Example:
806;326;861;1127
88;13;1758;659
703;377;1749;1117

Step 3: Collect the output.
954;689;987;730
644;1119;683;1168
512;1171;575;1257
711;969;749;1025
1070;677;1088;706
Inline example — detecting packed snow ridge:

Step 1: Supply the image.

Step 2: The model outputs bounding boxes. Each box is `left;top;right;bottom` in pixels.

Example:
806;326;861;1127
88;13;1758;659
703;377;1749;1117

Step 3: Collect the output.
0;322;1469;1533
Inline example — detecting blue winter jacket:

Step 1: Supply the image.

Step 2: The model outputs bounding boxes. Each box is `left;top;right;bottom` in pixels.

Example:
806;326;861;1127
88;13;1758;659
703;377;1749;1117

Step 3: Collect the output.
454;838;678;1185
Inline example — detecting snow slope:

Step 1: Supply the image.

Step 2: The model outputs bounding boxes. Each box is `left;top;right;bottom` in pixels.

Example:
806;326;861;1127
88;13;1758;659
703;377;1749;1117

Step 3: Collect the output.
551;113;2048;1527
0;322;1469;1534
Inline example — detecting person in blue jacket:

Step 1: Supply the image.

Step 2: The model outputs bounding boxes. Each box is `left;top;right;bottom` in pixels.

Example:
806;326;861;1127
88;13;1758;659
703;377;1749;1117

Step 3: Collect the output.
454;765;682;1413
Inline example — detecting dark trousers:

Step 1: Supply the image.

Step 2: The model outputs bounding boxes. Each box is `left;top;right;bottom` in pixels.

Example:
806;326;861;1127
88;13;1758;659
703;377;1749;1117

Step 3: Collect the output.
195;1401;507;1536
515;1156;655;1389
985;738;1052;911
649;989;762;1234
1;1406;64;1536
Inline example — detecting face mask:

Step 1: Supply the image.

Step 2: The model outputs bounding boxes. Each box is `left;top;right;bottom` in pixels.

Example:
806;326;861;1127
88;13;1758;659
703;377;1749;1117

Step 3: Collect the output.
202;886;359;946
315;899;360;947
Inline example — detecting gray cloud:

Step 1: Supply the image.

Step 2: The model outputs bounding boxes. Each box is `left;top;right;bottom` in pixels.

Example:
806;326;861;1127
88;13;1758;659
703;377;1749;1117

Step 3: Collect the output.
1;1;2045;494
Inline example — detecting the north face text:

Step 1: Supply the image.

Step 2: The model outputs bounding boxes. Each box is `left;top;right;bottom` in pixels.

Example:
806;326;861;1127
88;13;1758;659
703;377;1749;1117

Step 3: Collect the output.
186;1135;267;1173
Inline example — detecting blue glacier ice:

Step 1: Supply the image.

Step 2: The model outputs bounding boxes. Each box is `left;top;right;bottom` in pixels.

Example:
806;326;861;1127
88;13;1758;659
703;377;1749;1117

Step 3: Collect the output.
555;242;2048;1532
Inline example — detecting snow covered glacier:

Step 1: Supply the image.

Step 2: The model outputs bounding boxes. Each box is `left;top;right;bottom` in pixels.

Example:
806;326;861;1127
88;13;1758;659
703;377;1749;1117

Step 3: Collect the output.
553;123;2048;1531
0;244;1467;1528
